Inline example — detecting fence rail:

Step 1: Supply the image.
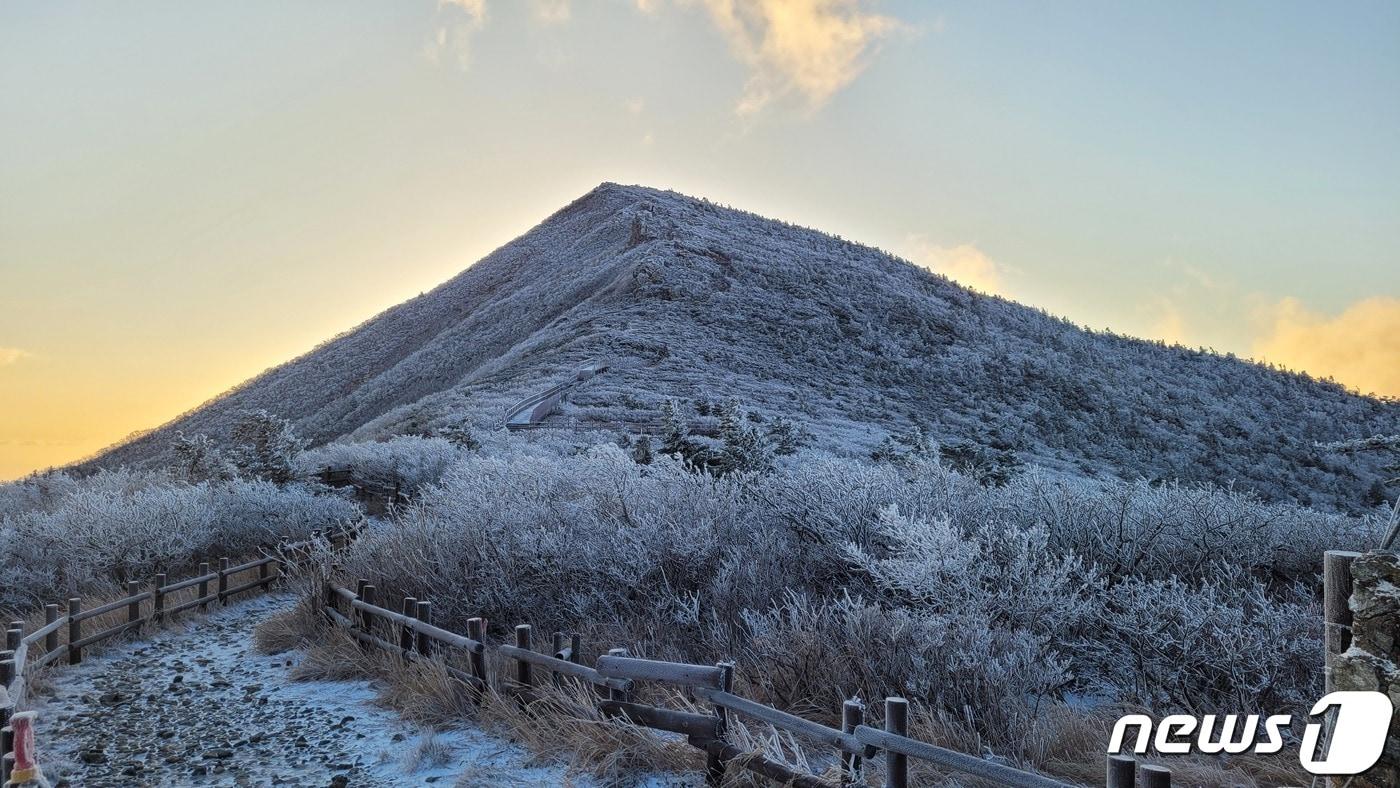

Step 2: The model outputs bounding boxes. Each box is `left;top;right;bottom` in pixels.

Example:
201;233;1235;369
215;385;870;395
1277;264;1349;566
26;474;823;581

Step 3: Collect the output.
322;578;1172;788
0;522;365;784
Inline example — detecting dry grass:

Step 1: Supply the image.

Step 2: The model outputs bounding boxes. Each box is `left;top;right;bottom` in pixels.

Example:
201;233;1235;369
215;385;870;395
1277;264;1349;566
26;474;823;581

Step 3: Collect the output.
257;597;703;783
405;731;456;772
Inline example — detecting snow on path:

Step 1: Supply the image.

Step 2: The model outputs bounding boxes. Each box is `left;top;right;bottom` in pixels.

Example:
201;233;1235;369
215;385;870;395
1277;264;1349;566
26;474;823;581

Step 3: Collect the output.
33;594;689;787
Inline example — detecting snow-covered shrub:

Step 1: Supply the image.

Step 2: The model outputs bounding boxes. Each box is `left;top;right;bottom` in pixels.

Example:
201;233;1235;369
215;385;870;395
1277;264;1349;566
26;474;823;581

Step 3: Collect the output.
1083;572;1321;713
845;505;1096;648
335;446;1380;762
0;471;359;612
735;591;1070;744
295;436;469;494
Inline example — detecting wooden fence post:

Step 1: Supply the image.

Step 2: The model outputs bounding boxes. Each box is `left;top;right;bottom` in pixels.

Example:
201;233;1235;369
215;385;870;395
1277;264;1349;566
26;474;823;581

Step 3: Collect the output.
198;562;210;611
551;632;565;687
1106;755;1136;787
0;652;14;688
67;597;82;665
467;618;488;686
884;697;909;788
4;623;20;652
361;585;377;641
1324;550;1360;693
354;580;369;638
400;598;417;658
841;698;864;784
1141;765;1171;788
514;625;533;688
217;557;230;604
127;580;141;629
152;575;165;624
415;601;432;657
706;662;734;787
0;699;11;786
606;648;631;703
44;604;58;654
569;633;581;665
0;702;10;786
260;559;273;586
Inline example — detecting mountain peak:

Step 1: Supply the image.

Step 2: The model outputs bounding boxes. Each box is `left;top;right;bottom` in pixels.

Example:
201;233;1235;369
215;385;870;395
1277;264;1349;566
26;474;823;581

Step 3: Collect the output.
82;186;1398;512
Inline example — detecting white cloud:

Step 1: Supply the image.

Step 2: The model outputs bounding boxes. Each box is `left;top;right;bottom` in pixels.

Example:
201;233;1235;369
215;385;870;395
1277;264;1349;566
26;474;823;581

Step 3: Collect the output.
425;0;489;71
1252;296;1400;397
905;238;1005;295
0;348;32;367
642;0;907;115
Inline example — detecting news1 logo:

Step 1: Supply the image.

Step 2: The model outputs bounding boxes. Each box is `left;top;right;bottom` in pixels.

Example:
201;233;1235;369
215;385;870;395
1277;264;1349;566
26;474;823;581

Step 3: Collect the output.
1108;691;1393;776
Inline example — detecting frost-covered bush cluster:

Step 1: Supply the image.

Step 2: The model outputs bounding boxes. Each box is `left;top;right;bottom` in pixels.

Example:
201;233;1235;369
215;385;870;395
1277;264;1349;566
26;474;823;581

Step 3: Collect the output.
338;446;1380;760
0;470;360;612
295;436;470;495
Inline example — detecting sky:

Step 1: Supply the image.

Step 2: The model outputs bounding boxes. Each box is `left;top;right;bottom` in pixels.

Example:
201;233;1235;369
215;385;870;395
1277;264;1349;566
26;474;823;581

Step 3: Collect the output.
1;0;1397;480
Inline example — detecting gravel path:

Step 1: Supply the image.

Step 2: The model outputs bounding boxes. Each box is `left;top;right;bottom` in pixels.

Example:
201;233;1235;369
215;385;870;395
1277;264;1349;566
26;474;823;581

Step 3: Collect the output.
31;594;638;787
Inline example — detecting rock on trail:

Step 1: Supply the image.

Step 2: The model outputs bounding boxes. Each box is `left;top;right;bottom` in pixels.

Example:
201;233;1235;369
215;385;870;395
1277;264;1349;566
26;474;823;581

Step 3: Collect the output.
31;594;635;787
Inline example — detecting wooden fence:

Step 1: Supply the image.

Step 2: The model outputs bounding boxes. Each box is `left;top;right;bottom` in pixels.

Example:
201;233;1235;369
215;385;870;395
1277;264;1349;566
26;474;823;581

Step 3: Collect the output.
0;523;364;785
324;578;1176;788
1;521;1181;787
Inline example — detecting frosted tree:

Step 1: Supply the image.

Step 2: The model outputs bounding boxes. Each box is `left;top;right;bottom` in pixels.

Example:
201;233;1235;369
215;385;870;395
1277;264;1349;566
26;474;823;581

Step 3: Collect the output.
938;439;1023;487
870;426;936;467
714;399;773;475
228;410;305;485
658;399;707;469
631;435;654;465
766;416;810;456
168;432;235;483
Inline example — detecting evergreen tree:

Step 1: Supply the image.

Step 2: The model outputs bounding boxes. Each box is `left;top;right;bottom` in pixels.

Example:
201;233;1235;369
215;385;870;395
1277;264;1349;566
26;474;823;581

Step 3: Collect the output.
659;400;690;457
169;432;235;483
714;399;773;475
229;410;305;484
766;416;809;456
871;426;936;466
938;440;1023;487
631;435;654;465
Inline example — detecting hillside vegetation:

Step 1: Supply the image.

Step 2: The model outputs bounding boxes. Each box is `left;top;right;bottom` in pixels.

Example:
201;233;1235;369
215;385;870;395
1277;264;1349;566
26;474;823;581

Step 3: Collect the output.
323;437;1378;784
78;183;1395;513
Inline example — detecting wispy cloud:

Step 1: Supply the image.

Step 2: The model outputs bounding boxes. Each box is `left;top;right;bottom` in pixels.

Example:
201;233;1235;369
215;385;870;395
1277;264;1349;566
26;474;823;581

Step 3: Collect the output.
424;0;489;71
0;348;32;367
425;1;904;112
1252;296;1400;397
644;0;907;115
905;237;1005;295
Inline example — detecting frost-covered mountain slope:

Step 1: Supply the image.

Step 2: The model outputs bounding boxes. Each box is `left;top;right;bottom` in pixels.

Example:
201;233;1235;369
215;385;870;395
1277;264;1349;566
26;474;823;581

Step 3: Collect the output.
86;183;1397;511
